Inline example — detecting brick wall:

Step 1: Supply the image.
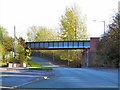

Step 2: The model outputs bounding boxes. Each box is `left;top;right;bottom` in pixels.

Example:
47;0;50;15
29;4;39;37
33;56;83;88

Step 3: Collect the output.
82;37;100;67
90;37;100;52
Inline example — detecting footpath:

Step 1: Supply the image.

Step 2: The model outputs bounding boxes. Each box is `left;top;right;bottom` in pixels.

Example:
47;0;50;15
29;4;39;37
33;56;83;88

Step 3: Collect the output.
0;67;55;89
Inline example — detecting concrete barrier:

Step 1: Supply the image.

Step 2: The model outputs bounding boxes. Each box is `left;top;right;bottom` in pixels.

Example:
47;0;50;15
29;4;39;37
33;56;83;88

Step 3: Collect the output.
8;63;13;68
13;63;16;67
22;63;26;67
8;63;27;68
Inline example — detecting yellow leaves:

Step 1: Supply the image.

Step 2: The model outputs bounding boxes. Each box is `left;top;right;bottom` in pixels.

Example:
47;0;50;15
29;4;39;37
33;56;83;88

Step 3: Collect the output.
60;6;88;41
26;49;29;53
0;44;4;54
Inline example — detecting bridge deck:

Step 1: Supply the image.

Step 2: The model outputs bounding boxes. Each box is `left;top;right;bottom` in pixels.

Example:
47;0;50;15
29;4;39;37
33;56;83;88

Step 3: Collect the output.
26;41;90;50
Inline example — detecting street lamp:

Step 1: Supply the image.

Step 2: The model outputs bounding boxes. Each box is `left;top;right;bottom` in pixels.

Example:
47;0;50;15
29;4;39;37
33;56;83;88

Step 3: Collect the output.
93;20;105;35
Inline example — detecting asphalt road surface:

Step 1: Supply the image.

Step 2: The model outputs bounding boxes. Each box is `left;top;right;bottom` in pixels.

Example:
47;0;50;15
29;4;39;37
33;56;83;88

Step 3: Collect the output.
30;57;60;67
19;56;119;89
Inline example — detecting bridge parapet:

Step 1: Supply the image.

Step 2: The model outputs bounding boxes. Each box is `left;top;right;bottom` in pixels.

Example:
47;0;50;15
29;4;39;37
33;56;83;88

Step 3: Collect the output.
25;41;90;50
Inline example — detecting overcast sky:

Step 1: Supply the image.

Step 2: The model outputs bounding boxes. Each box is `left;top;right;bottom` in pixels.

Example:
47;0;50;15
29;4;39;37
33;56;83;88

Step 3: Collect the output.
0;0;119;40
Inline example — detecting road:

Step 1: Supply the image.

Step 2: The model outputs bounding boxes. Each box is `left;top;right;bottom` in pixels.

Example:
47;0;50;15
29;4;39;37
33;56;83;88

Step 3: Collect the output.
19;56;119;89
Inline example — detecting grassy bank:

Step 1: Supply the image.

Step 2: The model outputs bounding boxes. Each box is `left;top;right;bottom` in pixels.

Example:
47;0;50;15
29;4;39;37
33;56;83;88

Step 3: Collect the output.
27;60;52;71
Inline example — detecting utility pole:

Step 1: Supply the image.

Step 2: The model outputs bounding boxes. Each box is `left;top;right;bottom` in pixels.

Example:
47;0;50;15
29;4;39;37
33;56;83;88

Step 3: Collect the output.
14;26;16;60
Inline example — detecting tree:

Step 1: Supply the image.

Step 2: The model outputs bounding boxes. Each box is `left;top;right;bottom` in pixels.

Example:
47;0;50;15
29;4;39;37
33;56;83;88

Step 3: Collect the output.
0;26;29;65
0;26;13;52
4;36;14;52
96;13;120;67
0;26;10;63
0;44;5;61
59;5;89;67
16;44;26;63
18;37;26;47
60;6;88;41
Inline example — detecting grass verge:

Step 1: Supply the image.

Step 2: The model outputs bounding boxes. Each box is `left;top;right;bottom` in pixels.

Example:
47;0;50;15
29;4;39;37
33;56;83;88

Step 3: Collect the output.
0;62;7;67
27;60;52;71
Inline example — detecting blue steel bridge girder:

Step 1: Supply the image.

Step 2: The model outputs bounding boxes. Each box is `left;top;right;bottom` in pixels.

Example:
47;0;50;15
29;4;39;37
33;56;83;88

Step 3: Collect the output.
25;41;90;50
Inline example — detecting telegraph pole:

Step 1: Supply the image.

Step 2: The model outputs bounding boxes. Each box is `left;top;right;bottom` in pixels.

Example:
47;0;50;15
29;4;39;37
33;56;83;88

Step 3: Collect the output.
14;26;16;60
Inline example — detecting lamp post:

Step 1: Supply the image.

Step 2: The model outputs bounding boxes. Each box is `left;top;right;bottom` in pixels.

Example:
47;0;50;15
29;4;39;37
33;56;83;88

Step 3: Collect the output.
93;20;105;35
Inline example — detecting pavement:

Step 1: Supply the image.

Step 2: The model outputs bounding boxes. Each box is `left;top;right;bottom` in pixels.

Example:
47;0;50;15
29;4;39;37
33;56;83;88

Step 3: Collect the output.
0;67;55;89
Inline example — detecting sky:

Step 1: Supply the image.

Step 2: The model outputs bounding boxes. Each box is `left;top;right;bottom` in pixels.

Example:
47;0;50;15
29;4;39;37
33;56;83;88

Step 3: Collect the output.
0;0;119;40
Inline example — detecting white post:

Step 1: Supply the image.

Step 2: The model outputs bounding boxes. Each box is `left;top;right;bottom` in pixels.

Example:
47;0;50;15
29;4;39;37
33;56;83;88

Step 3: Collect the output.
13;63;16;67
8;63;13;68
23;63;26;67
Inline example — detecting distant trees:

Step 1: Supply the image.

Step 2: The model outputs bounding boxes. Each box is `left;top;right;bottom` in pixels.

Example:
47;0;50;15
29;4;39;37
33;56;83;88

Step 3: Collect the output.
0;26;6;44
27;26;56;41
27;26;57;60
96;13;120;67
